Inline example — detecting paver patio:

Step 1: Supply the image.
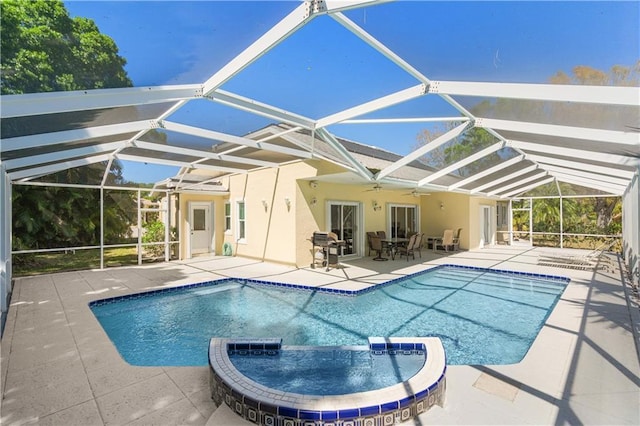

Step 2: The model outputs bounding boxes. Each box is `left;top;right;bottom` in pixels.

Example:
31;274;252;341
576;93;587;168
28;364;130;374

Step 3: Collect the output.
1;246;638;425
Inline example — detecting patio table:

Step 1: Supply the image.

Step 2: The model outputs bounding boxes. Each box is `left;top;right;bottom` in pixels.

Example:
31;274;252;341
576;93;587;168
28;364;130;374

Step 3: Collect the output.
381;237;410;260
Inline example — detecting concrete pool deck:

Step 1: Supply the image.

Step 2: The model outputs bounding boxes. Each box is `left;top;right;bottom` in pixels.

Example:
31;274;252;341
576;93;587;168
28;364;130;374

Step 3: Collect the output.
1;246;638;425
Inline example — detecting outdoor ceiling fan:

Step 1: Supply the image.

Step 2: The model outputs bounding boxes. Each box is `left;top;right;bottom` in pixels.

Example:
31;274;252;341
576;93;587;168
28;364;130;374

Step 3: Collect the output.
364;184;383;192
403;189;430;197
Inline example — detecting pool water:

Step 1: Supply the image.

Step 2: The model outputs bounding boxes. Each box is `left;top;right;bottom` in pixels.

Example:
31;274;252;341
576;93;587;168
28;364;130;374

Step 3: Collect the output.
90;265;568;366
230;348;425;395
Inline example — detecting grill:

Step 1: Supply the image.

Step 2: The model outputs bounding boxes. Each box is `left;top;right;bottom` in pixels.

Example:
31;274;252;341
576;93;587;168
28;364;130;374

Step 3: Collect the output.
311;232;344;271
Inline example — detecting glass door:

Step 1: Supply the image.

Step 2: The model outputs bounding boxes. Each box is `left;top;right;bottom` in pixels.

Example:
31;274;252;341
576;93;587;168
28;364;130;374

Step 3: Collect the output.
389;205;418;238
328;202;360;256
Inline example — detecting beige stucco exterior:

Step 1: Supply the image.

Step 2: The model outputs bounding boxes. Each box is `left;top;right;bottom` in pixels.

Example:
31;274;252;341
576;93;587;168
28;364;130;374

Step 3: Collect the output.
176;159;500;267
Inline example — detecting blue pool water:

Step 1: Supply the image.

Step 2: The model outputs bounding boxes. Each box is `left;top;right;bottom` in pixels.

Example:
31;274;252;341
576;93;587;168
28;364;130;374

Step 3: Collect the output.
90;265;568;366
230;349;425;395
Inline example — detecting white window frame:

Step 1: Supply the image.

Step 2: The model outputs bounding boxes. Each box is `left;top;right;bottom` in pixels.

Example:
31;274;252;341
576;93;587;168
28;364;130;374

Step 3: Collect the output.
224;201;231;234
236;199;246;243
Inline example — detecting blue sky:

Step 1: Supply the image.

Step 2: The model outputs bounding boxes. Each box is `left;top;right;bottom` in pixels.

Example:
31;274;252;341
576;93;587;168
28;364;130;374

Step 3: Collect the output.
64;1;639;183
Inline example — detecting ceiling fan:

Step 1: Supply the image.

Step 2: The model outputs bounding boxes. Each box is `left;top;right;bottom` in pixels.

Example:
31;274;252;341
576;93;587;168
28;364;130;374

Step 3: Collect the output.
365;184;383;192
403;189;430;197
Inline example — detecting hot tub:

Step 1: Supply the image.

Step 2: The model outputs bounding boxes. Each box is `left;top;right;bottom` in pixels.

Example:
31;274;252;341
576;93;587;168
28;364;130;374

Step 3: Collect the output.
208;337;446;425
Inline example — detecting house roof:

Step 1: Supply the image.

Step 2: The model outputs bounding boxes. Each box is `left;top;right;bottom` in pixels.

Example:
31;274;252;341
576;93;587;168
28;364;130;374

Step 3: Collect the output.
1;0;638;198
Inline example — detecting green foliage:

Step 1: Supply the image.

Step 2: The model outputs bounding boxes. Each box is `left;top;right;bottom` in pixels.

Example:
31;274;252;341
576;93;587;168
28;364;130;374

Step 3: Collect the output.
12;162;136;251
1;0;132;94
142;221;174;257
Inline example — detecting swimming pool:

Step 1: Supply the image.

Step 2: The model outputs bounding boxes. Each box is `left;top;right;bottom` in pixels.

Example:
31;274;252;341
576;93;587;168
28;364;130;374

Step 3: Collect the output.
90;264;569;366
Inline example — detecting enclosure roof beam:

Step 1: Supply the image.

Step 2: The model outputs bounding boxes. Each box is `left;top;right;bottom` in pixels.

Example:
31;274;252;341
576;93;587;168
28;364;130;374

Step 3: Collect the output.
331;11;430;85
377;121;472;180
116;154;247;174
315;127;374;181
341;117;469;124
160;121;313;159
539;163;631;187
479;118;640;146
501;176;556;198
316;84;427;129
0;85;202;118
8;154;112;181
2;121;151;152
448;154;525;191
487;170;549;196
418;141;505;186
526;153;636;179
508;139;639;167
202;1;316;95
132;141;278;168
3;141;126;171
430;80;640;106
207;89;316;129
550;173;625;195
469;164;538;194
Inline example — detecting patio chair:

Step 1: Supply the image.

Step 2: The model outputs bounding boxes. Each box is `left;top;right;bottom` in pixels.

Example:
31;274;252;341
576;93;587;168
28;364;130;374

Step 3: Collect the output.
396;233;418;261
413;233;424;258
452;228;462;251
377;230;392;257
433;229;456;252
370;236;388;261
366;231;378;256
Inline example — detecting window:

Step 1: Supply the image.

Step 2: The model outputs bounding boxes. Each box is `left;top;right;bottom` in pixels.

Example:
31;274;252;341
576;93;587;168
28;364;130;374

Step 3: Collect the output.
389;205;418;238
224;202;231;233
236;200;246;241
497;202;509;227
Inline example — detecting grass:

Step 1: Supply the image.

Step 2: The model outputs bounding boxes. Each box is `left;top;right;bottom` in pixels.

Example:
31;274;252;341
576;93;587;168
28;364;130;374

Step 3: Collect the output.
13;247;143;277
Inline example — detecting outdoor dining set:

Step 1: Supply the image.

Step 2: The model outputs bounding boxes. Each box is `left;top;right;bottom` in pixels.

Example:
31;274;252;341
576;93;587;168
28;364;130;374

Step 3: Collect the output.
367;228;462;261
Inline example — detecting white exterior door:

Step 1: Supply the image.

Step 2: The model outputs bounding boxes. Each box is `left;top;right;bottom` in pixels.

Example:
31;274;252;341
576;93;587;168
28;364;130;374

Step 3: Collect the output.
189;202;212;257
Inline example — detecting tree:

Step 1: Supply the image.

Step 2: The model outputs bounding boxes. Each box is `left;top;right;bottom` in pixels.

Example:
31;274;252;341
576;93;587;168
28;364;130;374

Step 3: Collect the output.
12;162;136;251
3;1;136;257
1;0;132;94
415;124;509;177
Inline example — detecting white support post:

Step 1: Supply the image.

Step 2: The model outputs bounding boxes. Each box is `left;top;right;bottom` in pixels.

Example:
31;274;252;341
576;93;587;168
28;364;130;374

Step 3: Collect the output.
508;199;513;245
556;179;564;249
0;166;12;316
529;197;533;246
100;188;105;269
165;190;170;262
137;190;142;265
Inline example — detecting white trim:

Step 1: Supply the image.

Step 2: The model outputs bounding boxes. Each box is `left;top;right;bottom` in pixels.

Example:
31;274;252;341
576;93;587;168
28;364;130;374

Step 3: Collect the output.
235;199;247;244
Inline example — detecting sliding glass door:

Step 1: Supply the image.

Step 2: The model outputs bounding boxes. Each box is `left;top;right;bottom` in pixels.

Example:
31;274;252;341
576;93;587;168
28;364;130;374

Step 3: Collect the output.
327;202;360;256
389;204;418;238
